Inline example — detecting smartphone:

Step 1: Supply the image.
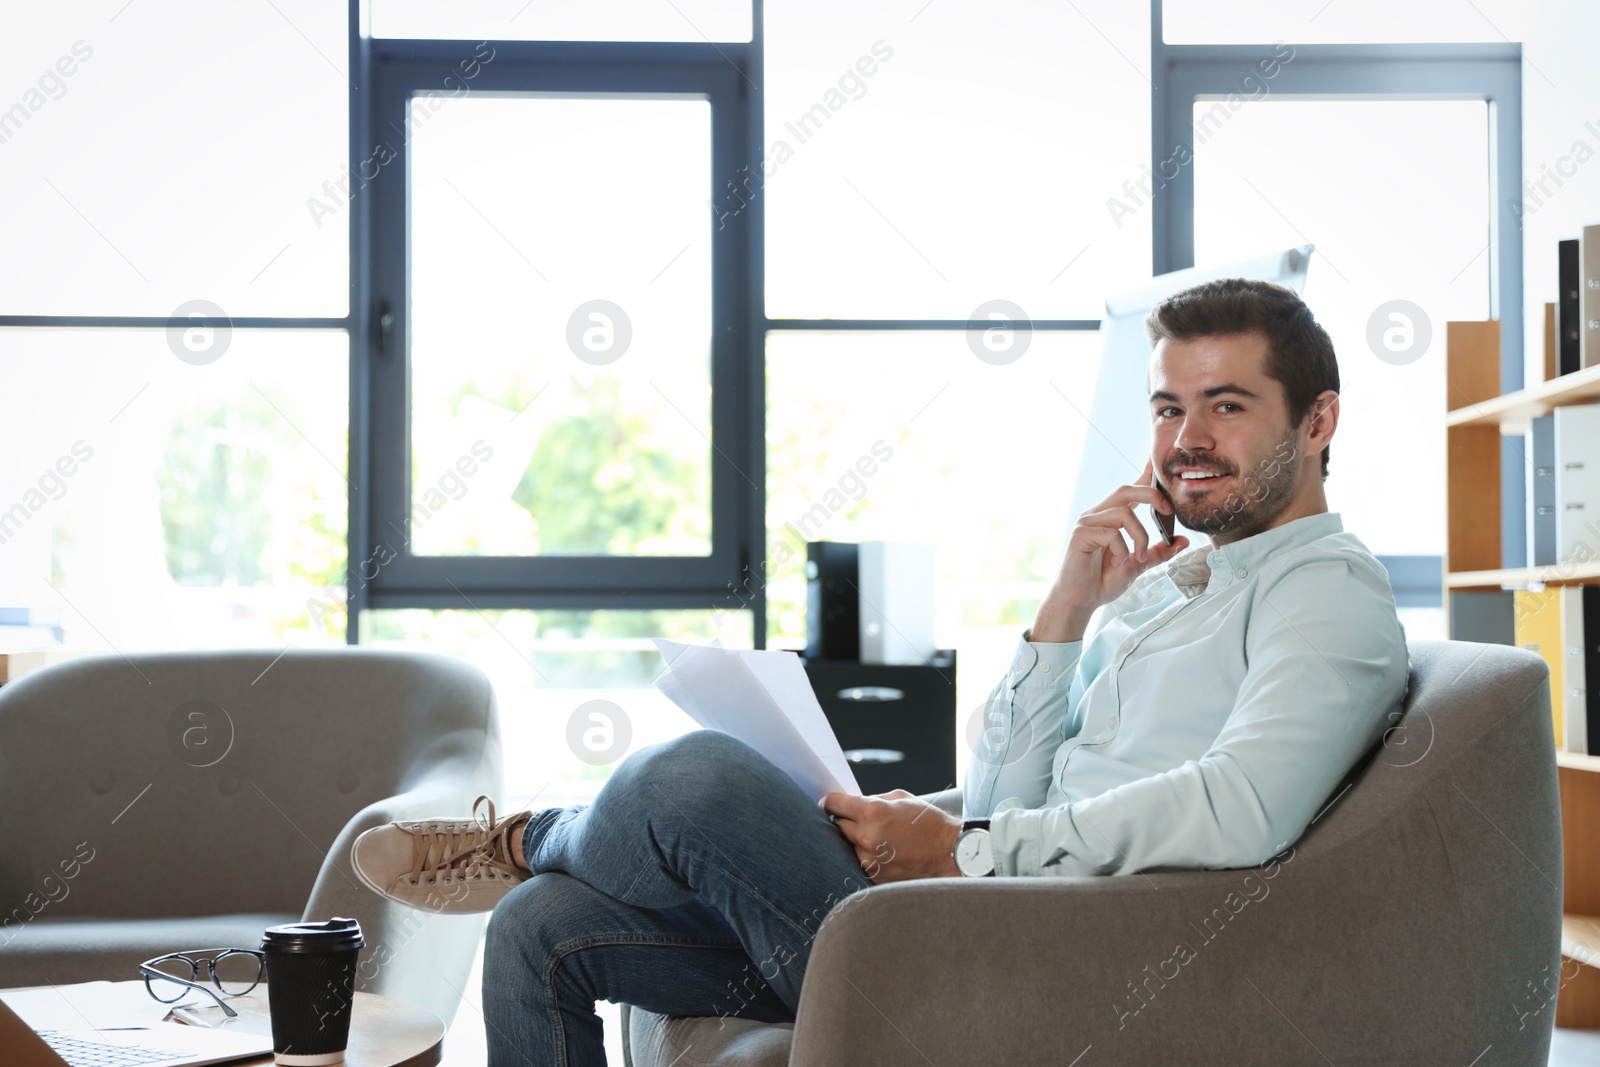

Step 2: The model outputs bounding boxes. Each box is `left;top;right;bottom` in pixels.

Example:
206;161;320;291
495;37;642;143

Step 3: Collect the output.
1151;476;1176;546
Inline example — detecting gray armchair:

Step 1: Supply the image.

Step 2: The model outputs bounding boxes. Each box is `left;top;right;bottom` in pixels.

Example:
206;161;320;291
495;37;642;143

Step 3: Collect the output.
622;639;1563;1065
0;648;500;1026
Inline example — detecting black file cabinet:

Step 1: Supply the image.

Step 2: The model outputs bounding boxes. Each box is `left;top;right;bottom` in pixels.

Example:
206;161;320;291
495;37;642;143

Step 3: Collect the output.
800;650;957;796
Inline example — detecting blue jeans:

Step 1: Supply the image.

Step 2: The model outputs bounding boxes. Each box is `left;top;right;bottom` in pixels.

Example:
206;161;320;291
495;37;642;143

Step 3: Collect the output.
482;728;877;1066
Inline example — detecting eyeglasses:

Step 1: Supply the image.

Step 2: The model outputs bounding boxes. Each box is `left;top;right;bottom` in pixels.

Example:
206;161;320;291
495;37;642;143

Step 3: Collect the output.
139;948;266;1018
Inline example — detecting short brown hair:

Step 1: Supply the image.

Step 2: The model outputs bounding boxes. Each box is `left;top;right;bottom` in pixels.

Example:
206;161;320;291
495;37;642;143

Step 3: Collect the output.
1144;278;1339;479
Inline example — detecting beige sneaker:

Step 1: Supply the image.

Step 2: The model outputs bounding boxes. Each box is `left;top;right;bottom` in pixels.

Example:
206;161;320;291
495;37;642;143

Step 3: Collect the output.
351;795;533;914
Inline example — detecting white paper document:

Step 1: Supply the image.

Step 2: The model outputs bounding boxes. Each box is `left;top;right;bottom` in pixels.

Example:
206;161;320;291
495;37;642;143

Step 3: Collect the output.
653;639;861;802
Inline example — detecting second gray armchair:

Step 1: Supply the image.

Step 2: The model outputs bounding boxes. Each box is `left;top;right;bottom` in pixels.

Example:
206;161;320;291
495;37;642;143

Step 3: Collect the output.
0;647;501;1026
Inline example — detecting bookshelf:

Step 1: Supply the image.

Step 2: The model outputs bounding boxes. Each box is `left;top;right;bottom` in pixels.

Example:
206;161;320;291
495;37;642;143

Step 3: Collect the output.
1444;320;1600;1029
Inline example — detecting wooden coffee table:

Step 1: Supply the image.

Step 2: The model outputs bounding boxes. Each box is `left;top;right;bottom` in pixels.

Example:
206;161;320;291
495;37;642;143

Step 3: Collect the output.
2;982;444;1067
169;987;444;1067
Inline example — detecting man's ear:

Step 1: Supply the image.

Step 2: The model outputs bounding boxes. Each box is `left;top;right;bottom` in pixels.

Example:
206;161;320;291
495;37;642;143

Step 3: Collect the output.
1305;390;1339;451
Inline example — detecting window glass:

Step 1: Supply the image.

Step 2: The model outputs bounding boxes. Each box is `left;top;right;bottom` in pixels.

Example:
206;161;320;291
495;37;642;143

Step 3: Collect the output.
0;329;347;652
1162;0;1526;44
1397;606;1445;640
1194;99;1491;556
372;0;752;43
766;329;1104;787
408;96;713;556
0;3;347;316
764;0;1151;319
360;608;752;804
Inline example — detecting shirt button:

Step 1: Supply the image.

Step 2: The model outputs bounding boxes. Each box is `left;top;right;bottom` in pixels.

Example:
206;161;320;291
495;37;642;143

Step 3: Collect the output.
1109;715;1119;729
1237;567;1248;577
1042;663;1050;672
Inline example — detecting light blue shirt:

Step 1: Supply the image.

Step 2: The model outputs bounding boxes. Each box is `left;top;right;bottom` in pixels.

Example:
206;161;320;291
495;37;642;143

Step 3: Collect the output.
962;511;1409;877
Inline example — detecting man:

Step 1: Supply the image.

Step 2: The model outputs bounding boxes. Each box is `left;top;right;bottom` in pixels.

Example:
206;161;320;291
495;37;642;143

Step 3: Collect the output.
944;276;1408;880
350;278;1409;1065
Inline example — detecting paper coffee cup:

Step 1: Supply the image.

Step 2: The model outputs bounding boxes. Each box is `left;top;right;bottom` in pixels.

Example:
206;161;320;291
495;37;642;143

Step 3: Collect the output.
260;917;365;1066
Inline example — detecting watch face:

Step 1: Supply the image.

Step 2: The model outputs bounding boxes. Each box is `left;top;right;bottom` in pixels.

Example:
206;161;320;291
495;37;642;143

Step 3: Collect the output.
955;829;991;875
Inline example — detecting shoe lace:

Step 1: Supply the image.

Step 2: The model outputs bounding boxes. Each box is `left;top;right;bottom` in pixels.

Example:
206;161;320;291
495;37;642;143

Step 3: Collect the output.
411;795;527;886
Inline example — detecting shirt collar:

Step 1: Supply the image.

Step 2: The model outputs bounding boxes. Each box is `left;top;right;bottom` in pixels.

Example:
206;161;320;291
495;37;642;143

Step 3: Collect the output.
1164;512;1345;599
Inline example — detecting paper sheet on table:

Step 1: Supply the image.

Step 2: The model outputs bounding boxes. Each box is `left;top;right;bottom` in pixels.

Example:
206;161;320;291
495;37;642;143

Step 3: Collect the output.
1;980;183;1031
653;639;861;802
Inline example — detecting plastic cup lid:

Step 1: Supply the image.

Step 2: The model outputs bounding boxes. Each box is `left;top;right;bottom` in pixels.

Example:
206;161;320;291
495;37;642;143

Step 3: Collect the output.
261;917;365;953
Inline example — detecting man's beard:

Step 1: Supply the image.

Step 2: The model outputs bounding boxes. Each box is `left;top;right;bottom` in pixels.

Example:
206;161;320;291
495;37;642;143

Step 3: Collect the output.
1166;425;1302;540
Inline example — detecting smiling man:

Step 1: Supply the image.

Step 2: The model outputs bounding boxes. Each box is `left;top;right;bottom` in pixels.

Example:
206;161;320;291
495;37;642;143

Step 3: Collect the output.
348;278;1410;1064
824;276;1410;880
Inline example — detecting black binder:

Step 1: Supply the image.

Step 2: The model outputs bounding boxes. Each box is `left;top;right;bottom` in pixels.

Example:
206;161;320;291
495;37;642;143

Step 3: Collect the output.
1582;585;1600;755
1559;239;1581;376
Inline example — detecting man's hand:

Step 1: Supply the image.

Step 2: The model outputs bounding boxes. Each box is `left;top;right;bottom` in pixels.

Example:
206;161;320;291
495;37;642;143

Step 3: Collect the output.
1031;458;1190;642
820;789;964;884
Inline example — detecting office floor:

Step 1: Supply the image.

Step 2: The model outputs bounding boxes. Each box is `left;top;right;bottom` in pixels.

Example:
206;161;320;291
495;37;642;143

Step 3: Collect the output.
433;930;1600;1067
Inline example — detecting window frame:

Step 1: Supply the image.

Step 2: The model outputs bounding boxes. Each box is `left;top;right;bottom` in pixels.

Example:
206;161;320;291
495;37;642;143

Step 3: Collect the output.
0;2;1519;643
1151;23;1523;606
357;39;755;619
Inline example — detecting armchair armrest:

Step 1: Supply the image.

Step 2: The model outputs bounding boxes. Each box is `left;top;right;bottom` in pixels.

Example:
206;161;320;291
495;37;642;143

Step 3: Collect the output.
788;864;1298;1066
302;749;500;1026
304;761;483;913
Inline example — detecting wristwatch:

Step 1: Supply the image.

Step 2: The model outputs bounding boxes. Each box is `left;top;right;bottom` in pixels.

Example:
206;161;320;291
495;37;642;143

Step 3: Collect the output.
953;818;995;877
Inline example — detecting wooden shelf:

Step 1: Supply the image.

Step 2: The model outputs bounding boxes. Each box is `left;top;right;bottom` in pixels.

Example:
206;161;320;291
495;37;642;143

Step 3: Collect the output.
1446;562;1600;591
1449;319;1600;1029
1446;360;1600;429
1559;751;1600;774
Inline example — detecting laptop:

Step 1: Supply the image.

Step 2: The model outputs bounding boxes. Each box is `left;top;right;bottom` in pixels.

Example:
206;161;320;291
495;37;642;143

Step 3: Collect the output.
0;997;273;1067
